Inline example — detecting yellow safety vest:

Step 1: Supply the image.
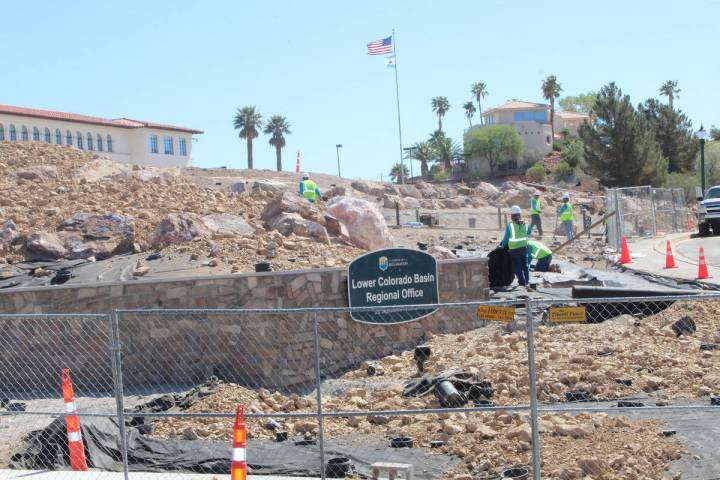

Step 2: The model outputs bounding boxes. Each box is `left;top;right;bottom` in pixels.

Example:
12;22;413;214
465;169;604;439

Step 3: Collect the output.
530;198;542;215
302;180;318;201
560;202;574;222
508;222;528;250
528;240;551;259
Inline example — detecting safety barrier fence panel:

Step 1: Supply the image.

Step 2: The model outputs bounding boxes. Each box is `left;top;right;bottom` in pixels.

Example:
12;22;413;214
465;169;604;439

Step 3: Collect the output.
0;314;118;479
2;296;719;479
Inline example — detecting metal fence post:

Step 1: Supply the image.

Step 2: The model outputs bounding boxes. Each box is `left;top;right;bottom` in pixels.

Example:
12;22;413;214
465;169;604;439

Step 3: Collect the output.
312;312;326;479
109;311;130;480
525;298;541;480
650;188;658;237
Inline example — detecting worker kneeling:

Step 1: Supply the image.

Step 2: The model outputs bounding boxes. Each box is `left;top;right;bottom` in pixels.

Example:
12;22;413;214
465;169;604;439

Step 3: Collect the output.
527;240;553;272
500;205;529;287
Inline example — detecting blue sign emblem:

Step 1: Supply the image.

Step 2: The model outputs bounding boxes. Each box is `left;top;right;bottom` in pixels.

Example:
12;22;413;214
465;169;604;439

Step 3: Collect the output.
378;256;389;271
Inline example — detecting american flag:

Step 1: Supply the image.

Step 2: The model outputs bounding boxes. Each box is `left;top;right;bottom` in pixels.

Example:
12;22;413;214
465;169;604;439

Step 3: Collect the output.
367;36;393;55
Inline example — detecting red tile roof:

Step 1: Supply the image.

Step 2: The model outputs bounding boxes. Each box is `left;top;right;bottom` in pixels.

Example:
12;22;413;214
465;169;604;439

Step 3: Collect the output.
0;104;203;134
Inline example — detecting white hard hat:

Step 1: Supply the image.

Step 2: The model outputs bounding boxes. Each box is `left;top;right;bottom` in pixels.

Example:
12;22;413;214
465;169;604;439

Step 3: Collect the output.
302;172;310;179
533;191;540;196
510;205;521;215
562;192;570;200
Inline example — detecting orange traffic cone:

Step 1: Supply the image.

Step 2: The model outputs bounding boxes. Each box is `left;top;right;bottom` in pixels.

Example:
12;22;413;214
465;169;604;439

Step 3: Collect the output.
687;214;693;231
460;178;465;187
665;241;677;269
231;405;247;480
61;369;88;471
697;247;711;279
295;152;300;174
619;236;632;264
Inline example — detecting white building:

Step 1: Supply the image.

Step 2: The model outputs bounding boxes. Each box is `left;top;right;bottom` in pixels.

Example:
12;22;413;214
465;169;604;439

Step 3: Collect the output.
0;104;202;168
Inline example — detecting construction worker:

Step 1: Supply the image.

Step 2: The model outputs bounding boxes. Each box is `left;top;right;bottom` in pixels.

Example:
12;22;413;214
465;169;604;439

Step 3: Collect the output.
527;240;553;272
558;193;574;241
527;191;543;237
500;205;529;288
298;173;321;203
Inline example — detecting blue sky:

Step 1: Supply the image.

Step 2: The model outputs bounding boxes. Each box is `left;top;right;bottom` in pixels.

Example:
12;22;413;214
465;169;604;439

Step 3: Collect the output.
2;0;718;180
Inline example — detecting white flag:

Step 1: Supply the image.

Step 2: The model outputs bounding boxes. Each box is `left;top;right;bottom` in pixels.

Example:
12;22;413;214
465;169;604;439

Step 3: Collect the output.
384;56;396;68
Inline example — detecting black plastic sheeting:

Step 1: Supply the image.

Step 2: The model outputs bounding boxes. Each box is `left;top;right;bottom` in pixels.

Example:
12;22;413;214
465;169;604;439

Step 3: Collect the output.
11;410;458;479
488;247;514;287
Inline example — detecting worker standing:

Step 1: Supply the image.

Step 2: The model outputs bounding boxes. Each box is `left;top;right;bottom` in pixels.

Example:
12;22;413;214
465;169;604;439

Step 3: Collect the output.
558;193;574;241
298;172;321;203
527;240;553;272
500;205;529;288
527;191;543;237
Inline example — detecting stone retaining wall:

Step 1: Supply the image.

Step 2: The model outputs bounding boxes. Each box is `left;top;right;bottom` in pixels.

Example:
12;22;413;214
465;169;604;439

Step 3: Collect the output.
0;258;488;393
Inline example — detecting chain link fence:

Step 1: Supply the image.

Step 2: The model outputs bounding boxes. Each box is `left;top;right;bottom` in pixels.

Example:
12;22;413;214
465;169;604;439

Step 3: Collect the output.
607;186;691;250
1;295;719;479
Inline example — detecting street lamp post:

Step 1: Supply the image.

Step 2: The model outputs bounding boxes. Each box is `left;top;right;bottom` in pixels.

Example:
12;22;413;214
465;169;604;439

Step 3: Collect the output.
335;144;343;178
698;126;709;196
403;146;416;184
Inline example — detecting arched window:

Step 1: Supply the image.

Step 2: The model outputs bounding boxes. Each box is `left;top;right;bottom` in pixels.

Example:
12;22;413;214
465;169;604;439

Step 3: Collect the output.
66;130;73;145
44;128;51;143
96;134;103;152
55;129;62;144
9;125;17;141
86;133;93;151
32;126;39;141
0;124;4;141
76;131;83;149
106;134;113;152
21;126;29;141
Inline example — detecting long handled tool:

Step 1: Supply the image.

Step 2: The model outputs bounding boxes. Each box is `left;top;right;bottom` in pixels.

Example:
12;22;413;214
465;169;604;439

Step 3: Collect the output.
551;212;559;241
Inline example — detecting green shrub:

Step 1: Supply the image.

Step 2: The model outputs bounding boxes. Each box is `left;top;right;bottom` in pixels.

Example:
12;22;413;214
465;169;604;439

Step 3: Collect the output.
432;169;450;181
561;139;585;169
665;171;699;202
526;162;546;182
552;140;562;152
553;160;573;180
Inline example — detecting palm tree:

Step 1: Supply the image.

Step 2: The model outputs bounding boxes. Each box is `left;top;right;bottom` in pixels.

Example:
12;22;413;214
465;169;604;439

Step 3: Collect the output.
233;106;263;169
659;80;680;110
471;82;489;125
463;102;476;128
541;75;563;141
431;96;450;131
429;131;463;172
406;141;434;177
389;163;409;184
263;115;291;171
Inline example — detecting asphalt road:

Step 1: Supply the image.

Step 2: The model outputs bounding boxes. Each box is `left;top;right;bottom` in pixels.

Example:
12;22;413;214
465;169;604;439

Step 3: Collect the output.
675;235;720;268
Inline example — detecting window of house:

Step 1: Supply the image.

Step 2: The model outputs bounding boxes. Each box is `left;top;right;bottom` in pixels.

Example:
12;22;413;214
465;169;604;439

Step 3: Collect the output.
55;129;62;144
546;135;551;145
0;124;4;141
179;137;187;156
32;127;40;141
513;111;547;122
96;134;103;152
106;134;113;152
87;133;94;151
9;125;17;141
76;132;83;149
66;130;73;145
21;126;29;141
149;135;158;153
44;128;51;143
163;136;173;154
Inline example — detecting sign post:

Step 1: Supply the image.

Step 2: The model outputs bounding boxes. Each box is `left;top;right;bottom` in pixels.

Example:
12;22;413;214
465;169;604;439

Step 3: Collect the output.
347;248;439;324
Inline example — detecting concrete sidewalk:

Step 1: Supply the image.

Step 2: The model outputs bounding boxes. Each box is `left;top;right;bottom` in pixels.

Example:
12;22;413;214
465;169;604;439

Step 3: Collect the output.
621;232;720;286
0;471;318;479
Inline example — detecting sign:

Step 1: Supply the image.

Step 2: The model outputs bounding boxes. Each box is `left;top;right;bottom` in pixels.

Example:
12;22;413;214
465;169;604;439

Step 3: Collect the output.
549;306;586;323
348;248;439;324
477;305;515;323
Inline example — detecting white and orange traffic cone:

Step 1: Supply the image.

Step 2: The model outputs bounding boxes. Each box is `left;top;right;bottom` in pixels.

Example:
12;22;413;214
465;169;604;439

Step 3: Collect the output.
665;240;677;269
697;247;711;279
61;368;88;471
295;151;300;174
231;404;247;480
619;236;632;264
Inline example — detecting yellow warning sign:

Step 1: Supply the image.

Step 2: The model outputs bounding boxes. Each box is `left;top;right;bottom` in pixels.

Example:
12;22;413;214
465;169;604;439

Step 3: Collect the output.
477;305;515;323
549;306;587;323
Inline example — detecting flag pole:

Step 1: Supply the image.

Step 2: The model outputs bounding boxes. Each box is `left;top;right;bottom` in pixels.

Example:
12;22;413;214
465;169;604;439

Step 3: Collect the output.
391;28;405;184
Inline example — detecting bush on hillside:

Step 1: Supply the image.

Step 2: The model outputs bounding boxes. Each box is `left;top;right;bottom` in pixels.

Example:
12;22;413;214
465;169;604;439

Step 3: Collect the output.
526;162;547;182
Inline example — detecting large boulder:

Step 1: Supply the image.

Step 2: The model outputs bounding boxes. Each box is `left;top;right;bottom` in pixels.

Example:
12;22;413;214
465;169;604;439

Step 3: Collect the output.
398;185;421;199
326;186;346;198
383;194;403;209
0;220;20;251
403;197;421;209
201;213;253;238
351;181;371;194
252;180;286;194
16;165;58;181
267;213;330;244
474;182;500;198
327;197;393;250
261;192;324;225
71;159;132;183
441;198;464;209
25;232;67;261
57;213;135;260
151;213;209;248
